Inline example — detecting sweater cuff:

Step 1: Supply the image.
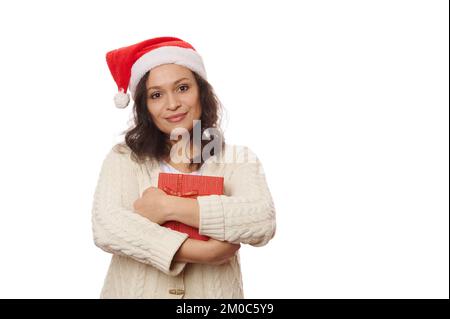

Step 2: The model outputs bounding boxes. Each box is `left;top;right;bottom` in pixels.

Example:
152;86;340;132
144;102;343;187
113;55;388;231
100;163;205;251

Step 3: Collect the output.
157;230;189;276
197;195;225;240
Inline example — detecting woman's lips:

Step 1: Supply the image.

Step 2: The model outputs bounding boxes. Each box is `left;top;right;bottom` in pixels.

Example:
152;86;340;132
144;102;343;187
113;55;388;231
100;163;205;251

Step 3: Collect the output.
166;112;187;123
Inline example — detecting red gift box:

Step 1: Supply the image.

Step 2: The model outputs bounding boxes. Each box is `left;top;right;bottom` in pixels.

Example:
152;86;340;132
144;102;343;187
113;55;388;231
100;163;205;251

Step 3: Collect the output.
158;172;224;241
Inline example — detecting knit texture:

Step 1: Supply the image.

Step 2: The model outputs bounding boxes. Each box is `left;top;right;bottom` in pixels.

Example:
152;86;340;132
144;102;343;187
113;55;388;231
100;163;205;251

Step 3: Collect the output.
91;143;276;299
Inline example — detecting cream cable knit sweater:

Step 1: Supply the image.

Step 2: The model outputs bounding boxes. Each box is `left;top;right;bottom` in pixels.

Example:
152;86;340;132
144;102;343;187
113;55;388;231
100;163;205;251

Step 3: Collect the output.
91;143;276;298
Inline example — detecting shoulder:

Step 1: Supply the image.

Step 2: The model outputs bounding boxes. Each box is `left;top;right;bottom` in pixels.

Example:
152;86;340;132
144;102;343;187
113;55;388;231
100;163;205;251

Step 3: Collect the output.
212;143;260;165
101;143;139;168
111;142;132;156
206;144;267;179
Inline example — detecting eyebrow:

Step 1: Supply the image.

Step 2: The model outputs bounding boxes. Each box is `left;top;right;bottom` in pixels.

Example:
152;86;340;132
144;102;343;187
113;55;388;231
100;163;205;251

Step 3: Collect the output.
147;77;191;91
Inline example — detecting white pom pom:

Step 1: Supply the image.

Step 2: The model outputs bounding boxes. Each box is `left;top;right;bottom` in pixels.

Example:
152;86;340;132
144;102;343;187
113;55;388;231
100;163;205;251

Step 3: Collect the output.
114;89;130;108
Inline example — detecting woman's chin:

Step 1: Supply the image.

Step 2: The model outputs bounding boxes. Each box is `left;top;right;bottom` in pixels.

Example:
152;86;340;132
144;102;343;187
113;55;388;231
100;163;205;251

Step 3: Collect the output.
166;124;193;135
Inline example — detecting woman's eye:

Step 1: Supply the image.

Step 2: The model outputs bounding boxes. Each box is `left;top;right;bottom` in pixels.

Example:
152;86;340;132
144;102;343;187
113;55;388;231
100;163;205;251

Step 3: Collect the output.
150;92;160;99
179;84;189;92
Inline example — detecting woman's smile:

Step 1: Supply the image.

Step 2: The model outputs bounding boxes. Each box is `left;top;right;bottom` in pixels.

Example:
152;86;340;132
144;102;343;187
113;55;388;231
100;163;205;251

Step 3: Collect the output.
165;111;188;123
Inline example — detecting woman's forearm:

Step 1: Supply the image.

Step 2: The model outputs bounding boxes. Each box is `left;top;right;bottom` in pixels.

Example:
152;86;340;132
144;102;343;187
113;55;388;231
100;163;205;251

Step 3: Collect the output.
165;196;200;228
173;238;209;263
174;238;241;266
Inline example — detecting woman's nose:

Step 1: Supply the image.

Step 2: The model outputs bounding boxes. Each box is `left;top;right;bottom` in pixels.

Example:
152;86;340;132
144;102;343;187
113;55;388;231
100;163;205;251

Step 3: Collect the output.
167;93;181;110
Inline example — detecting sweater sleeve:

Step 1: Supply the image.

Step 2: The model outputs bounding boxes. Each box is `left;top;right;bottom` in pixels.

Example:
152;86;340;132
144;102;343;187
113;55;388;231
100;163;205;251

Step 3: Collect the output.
91;147;189;276
197;146;276;247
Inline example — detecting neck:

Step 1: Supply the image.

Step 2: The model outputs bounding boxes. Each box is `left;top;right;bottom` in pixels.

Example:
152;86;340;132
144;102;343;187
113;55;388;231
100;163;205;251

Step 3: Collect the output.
165;140;200;173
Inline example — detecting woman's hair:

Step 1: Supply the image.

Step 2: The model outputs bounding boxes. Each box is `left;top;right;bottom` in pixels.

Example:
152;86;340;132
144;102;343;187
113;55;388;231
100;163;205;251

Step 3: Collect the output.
114;69;225;170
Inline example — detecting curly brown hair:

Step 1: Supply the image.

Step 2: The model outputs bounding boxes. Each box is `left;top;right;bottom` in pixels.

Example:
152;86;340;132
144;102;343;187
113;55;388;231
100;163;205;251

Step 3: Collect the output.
114;69;226;171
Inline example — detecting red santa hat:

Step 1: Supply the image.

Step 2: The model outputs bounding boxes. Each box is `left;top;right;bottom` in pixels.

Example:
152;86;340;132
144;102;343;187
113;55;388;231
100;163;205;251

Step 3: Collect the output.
105;36;207;108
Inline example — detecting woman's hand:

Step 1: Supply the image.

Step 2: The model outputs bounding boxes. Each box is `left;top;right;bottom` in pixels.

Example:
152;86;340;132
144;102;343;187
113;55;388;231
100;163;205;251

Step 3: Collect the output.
133;187;170;225
204;238;241;265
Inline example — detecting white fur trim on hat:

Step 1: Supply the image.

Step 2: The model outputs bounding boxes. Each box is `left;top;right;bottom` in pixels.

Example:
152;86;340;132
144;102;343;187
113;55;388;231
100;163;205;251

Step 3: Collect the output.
129;46;207;99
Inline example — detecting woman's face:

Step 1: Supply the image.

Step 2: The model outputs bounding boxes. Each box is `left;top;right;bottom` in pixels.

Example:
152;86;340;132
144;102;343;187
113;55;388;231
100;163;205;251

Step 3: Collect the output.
146;63;202;136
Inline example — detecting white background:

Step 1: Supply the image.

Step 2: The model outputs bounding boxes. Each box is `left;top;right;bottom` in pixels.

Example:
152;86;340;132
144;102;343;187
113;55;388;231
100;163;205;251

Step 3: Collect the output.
0;0;448;299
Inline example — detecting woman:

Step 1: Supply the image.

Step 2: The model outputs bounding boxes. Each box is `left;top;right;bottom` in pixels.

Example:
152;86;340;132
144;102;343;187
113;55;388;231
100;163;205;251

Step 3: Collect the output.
92;36;276;298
